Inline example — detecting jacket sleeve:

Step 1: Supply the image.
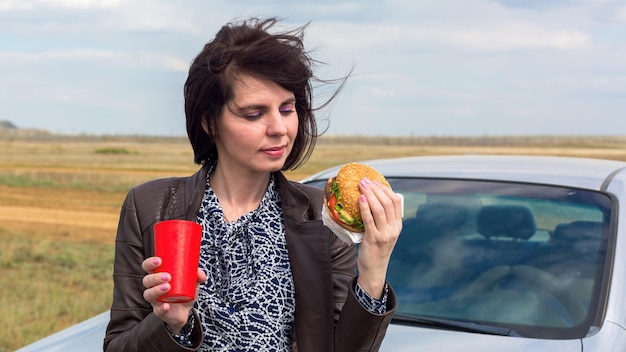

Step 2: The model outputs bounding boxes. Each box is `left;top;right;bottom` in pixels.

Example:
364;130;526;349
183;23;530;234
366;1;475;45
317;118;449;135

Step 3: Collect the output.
330;234;397;352
103;186;203;352
334;278;397;351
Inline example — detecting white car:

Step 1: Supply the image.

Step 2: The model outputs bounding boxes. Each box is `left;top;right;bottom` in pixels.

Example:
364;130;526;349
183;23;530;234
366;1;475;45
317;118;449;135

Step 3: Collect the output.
17;155;626;351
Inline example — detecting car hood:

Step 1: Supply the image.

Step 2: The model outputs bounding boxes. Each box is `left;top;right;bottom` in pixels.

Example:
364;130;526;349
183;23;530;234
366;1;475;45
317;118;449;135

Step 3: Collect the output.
15;312;108;352
380;324;581;352
15;313;585;352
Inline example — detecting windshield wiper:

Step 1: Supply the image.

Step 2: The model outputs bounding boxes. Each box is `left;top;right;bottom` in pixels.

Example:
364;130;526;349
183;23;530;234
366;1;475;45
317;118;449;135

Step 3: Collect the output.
392;314;520;337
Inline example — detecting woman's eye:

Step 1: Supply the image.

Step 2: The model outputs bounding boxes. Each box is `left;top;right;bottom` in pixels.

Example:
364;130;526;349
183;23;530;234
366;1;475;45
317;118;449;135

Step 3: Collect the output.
244;111;263;120
279;104;295;115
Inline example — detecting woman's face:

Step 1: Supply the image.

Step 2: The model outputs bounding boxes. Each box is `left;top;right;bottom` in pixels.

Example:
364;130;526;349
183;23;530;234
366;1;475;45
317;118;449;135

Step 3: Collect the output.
213;73;299;175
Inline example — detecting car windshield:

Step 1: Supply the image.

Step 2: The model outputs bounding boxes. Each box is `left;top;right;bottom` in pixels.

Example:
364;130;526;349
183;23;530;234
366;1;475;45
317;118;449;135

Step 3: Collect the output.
306;177;614;339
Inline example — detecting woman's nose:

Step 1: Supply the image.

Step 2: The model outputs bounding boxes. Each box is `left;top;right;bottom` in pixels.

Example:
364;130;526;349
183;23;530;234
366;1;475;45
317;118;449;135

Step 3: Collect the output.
266;111;288;135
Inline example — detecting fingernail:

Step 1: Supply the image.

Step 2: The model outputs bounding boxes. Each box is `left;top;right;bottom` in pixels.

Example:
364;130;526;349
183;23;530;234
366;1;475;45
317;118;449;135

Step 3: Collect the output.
152;258;161;266
360;178;369;188
161;273;170;281
360;195;366;202
160;284;169;292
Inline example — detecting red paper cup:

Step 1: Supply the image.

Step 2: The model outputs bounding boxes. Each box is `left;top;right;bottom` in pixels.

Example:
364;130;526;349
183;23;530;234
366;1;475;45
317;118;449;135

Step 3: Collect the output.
154;220;202;303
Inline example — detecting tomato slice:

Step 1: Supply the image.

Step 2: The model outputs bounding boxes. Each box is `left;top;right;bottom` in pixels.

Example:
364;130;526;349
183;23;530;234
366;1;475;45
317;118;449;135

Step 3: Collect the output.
328;194;343;223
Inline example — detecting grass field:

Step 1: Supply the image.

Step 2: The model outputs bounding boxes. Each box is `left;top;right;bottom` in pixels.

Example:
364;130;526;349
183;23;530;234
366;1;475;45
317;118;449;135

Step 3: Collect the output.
2;133;626;351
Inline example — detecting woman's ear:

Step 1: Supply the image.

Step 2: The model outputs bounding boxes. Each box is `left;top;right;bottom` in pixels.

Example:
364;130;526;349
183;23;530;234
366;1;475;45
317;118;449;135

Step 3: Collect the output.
201;117;209;134
201;114;213;135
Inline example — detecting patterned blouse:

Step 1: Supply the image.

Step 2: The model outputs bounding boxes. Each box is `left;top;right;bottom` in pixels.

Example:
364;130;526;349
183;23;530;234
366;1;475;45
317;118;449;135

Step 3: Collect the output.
190;171;387;351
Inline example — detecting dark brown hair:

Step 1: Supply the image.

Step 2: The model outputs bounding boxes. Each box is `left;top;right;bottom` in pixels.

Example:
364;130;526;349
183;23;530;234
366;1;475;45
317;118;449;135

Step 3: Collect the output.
184;17;346;168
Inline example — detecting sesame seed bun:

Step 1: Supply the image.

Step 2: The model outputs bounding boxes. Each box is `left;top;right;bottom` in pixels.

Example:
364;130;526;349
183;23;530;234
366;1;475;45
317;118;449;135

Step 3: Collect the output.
324;162;391;232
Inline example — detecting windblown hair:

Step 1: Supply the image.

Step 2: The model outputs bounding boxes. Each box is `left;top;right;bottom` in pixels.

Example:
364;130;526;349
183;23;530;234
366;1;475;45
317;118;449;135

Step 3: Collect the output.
184;17;347;168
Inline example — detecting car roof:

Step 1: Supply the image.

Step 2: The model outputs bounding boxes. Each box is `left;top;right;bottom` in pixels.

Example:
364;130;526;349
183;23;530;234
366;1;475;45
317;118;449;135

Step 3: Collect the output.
301;154;626;191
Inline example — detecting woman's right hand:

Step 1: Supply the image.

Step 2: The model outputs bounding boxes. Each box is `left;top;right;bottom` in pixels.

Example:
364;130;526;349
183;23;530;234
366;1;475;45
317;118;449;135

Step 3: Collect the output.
142;256;207;333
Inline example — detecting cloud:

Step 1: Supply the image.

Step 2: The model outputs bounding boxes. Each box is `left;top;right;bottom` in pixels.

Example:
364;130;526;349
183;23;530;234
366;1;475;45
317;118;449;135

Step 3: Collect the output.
428;24;591;50
0;49;189;72
46;0;121;9
616;5;626;21
0;1;31;11
0;49;118;61
311;20;591;54
0;0;121;11
489;0;577;10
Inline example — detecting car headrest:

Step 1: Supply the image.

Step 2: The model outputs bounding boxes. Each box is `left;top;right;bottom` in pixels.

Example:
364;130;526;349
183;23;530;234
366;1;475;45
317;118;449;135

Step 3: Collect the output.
552;221;603;243
400;203;468;243
414;203;468;232
477;205;536;240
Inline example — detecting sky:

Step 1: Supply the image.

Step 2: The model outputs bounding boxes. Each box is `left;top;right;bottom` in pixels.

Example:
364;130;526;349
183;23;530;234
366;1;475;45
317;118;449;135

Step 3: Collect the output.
1;0;625;137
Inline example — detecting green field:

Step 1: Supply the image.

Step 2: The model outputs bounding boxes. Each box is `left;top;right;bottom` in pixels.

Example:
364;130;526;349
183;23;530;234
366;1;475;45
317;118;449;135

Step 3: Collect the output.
2;133;626;351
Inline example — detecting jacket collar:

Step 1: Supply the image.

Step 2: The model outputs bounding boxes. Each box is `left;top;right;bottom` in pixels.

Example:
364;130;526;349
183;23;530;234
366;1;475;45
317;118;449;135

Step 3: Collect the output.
184;162;210;221
183;161;316;223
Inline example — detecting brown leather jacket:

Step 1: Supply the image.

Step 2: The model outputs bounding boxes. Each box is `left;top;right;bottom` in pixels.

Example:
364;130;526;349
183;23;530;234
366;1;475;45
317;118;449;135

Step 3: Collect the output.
103;163;396;352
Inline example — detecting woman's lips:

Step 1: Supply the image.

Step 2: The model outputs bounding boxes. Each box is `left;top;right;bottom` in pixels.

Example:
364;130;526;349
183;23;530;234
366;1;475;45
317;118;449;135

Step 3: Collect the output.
262;145;286;158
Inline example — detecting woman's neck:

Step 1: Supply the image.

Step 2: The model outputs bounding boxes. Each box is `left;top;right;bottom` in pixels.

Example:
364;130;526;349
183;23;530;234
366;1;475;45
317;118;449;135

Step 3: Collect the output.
209;164;271;221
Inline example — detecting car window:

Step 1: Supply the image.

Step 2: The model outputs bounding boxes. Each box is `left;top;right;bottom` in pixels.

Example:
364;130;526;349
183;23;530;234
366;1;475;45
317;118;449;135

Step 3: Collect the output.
306;177;614;340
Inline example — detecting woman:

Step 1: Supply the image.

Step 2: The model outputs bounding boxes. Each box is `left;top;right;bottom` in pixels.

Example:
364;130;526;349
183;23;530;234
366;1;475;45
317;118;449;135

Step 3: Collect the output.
103;17;402;352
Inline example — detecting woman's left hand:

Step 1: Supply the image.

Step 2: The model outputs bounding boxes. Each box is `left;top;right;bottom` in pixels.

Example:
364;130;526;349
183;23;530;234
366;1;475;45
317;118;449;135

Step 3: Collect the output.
356;177;403;299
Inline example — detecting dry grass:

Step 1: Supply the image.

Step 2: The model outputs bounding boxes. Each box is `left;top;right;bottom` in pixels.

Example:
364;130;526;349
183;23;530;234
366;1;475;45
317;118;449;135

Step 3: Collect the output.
1;226;112;349
2;133;626;351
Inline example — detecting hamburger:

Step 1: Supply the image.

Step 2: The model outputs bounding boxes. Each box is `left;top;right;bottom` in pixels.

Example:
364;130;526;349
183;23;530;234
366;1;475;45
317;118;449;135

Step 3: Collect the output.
324;163;391;233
